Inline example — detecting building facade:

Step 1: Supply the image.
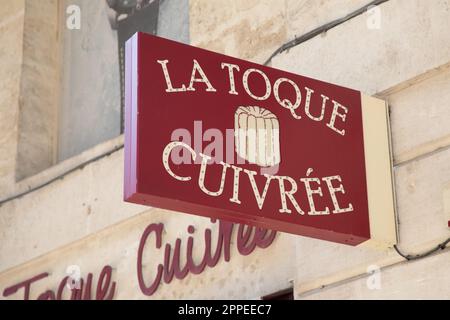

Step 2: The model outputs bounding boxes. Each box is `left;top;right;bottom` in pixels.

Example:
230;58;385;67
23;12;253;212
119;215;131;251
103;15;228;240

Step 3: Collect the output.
0;0;449;299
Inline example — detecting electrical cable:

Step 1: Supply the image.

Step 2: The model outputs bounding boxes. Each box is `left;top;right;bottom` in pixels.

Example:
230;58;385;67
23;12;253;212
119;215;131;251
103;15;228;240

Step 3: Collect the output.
394;238;450;261
263;0;390;66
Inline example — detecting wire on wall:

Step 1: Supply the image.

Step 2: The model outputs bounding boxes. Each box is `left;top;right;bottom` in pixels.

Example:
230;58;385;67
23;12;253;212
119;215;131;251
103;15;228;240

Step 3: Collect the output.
0;145;124;206
263;0;390;66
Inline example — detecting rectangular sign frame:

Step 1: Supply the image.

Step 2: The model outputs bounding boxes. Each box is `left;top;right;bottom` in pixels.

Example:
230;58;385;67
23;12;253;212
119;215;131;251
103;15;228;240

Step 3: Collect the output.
124;32;397;247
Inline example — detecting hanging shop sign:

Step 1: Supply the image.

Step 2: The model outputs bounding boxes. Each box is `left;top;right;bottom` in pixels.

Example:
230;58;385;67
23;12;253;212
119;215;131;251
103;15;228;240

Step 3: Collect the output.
124;32;397;247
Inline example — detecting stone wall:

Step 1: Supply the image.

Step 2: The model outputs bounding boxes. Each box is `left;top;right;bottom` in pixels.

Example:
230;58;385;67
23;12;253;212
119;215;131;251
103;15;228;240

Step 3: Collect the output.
15;0;60;180
0;0;449;299
0;1;24;195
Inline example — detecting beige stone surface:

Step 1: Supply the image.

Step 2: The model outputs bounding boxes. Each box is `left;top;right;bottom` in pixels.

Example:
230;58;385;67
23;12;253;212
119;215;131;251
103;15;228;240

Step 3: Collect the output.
4;0;449;274
16;0;60;180
190;0;288;63
388;66;450;164
0;1;25;196
293;147;450;295
1;0;450;300
272;0;450;96
58;0;121;161
268;0;450;297
0;0;24;24
2;135;124;202
0;209;296;300
285;0;369;39
0;147;145;272
299;250;450;299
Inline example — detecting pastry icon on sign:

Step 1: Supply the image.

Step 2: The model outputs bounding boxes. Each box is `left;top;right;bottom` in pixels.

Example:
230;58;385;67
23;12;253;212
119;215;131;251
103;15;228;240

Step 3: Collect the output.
234;106;281;167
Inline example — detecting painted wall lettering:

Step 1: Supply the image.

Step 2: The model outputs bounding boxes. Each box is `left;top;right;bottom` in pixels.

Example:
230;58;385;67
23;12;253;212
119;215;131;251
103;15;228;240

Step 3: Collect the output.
137;219;276;296
2;220;276;300
2;266;116;300
124;33;396;248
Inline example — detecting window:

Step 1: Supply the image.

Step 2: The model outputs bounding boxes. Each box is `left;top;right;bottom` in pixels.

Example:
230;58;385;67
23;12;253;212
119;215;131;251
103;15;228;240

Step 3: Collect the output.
58;0;121;161
15;0;189;179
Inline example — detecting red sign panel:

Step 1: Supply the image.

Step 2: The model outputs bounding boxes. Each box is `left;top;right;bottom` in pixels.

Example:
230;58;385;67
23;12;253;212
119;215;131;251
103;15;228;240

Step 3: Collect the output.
124;32;396;247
